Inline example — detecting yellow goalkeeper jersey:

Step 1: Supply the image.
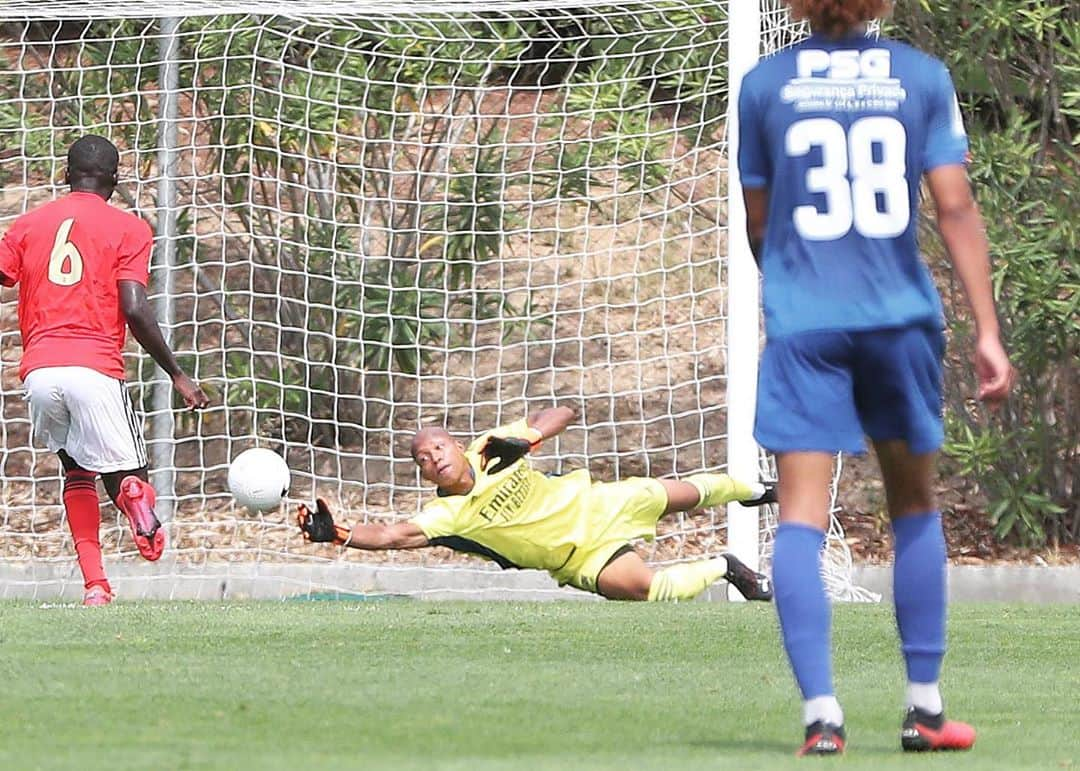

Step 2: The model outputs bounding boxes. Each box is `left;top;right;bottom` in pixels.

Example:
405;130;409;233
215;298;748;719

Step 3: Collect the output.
409;420;595;575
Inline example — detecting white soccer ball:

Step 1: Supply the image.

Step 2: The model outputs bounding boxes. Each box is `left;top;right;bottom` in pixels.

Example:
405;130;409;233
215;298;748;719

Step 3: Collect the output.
227;448;290;513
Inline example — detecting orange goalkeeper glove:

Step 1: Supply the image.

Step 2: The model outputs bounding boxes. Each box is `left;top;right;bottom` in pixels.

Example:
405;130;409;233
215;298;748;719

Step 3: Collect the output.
297;498;350;545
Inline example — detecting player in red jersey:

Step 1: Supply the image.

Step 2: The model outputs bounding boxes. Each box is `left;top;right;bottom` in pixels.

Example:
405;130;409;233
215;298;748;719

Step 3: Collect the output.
0;135;209;606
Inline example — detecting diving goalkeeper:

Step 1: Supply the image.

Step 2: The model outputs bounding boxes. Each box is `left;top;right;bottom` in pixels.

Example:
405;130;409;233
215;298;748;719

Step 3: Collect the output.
297;407;775;602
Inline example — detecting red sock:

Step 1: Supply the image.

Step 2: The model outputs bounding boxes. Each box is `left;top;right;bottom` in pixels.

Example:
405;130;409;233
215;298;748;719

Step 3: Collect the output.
64;470;109;592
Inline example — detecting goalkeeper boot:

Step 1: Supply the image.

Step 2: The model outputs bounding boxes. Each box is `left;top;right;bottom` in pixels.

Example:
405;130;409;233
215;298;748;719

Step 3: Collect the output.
117;476;166;562
797;721;846;757
83;584;113;607
722;553;773;601
739;481;777;507
901;707;975;752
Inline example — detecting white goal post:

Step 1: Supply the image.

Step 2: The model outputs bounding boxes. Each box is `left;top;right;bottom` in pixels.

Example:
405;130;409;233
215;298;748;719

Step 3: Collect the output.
0;0;874;601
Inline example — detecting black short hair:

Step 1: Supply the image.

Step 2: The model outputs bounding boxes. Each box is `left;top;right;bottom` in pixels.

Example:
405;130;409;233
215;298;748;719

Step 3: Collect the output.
410;427;453;461
67;135;119;184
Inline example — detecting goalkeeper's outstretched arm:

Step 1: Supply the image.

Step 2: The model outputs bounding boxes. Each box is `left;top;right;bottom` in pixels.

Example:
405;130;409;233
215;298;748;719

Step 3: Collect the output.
343;521;428;550
297;499;428;550
524;406;575;443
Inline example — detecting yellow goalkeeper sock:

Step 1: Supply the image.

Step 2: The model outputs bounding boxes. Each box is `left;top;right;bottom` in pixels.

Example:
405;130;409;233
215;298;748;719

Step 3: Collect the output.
684;473;759;508
647;558;730;602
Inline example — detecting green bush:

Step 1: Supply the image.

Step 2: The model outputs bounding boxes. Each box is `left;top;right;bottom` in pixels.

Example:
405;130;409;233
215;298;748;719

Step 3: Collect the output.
890;2;1079;545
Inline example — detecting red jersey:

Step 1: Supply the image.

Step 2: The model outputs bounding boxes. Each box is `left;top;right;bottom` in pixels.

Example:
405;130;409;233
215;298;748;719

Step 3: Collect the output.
0;192;152;381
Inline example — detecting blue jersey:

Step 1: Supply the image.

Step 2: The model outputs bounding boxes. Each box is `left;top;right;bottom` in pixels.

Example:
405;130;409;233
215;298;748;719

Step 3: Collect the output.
737;33;968;338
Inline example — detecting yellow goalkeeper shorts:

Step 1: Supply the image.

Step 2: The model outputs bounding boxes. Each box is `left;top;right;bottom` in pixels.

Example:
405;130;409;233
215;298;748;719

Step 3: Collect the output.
552;477;667;593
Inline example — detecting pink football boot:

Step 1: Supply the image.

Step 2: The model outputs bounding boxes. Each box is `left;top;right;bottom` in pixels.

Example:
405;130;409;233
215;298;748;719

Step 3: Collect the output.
116;476;166;561
902;708;976;752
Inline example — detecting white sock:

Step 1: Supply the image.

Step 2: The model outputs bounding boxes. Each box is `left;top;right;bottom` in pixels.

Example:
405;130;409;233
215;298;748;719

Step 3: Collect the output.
803;695;844;727
746;482;766;500
906;681;943;715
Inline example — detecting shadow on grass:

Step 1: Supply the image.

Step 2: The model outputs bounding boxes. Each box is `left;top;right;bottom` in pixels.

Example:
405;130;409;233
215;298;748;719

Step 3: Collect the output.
684;738;793;754
686;737;901;757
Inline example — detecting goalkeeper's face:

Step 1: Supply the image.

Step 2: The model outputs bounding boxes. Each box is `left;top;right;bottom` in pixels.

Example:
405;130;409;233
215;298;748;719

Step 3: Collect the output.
411;428;471;489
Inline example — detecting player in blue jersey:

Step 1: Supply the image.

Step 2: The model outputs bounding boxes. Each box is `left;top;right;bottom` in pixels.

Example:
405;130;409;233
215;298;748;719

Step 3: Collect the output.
737;0;1013;757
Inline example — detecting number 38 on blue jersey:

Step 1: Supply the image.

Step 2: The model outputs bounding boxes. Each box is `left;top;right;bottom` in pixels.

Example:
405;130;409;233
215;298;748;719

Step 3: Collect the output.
737;35;969;337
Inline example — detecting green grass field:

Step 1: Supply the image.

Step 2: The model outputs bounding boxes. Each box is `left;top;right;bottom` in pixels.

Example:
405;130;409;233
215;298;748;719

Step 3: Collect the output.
0;601;1075;770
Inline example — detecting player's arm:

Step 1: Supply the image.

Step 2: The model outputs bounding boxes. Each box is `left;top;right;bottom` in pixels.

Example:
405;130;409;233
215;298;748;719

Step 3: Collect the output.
736;70;770;267
119;280;209;409
478;406;575;473
343;521;429;550
925;166;1014;403
0;226;22;287
525;405;575;443
297;499;429;550
742;187;769;266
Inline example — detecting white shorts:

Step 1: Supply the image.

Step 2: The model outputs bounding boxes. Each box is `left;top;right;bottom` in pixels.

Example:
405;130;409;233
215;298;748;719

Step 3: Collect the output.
24;366;148;474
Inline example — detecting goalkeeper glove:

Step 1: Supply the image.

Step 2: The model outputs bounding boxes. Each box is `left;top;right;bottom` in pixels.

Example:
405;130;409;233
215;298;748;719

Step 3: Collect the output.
478;428;542;475
297;498;350;545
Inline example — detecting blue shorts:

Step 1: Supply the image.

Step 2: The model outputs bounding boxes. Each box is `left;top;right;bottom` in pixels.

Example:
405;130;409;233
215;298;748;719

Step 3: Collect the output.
754;324;946;456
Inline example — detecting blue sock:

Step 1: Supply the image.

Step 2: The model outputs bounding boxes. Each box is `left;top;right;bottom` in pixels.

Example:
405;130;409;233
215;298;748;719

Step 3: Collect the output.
892;511;947;683
772;522;833;699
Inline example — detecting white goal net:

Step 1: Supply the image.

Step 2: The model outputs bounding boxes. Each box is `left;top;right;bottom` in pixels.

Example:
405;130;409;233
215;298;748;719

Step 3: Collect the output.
0;0;874;601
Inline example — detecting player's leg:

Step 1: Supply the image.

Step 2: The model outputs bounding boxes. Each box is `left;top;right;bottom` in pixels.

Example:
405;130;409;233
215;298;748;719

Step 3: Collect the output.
24;369;112;605
656;476;774;515
101;466;163;562
874;439;942;695
100;466;148;502
644;478;776;600
594;547;769;602
63;369;164;562
654;479;774;600
873;439;970;744
755;330;865;755
595;549;653;600
773;451;845;754
58;450;112;604
587;478;773;601
856;325;974;751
